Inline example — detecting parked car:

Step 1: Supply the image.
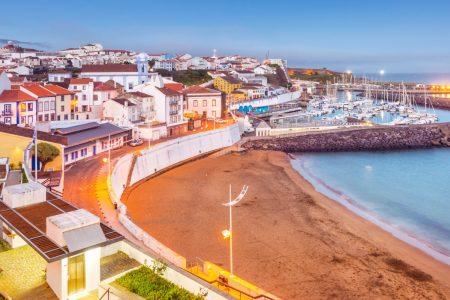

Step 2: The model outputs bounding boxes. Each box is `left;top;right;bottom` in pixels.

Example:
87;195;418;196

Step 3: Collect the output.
129;139;143;147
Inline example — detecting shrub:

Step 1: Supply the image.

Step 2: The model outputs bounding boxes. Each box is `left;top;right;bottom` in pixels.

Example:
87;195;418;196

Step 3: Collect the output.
116;266;203;300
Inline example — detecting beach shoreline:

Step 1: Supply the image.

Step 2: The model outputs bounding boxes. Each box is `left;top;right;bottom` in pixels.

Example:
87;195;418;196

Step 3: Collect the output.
123;150;450;298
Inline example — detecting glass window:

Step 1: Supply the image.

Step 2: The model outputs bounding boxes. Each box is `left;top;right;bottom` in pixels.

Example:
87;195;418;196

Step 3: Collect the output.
44;102;49;111
193;100;198;107
203;100;207;107
212;99;216;107
28;103;33;111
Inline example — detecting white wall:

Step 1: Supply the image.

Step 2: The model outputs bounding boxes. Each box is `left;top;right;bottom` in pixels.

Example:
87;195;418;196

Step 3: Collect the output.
109;124;241;268
47;257;68;300
130;124;241;185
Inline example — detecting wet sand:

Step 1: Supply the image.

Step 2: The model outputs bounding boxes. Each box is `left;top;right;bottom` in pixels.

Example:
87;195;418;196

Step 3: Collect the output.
122;150;450;299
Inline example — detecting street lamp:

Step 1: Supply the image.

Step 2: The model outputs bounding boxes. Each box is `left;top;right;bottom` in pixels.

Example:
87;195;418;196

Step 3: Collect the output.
222;184;248;277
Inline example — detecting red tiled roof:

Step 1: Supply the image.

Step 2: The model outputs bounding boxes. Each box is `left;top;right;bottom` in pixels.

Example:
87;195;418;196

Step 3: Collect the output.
44;84;75;96
126;91;152;98
0;90;37;102
81;64;137;73
164;83;184;92
183;85;221;95
22;83;55;97
69;78;92;85
157;87;181;96
94;82;117;91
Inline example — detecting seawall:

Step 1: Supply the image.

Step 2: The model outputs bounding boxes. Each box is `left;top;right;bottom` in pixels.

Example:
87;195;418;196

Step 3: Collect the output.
243;123;450;152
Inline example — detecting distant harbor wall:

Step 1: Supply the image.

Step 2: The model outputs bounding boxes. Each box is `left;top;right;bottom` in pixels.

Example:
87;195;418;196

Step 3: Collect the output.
369;91;450;111
243;123;450;152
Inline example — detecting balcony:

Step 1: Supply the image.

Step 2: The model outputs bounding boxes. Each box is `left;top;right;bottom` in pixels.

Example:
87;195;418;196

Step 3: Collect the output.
169;110;179;115
169;99;179;105
1;110;13;116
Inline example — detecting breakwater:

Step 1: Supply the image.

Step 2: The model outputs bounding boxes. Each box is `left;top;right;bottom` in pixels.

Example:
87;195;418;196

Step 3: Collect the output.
369;91;450;110
243;123;450;152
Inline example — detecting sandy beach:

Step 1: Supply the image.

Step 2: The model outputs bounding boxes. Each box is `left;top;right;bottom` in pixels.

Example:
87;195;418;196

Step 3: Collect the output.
122;150;450;299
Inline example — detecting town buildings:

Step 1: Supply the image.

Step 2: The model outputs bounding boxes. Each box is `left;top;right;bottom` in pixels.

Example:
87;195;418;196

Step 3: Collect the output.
80;53;150;91
213;75;243;94
183;85;223;119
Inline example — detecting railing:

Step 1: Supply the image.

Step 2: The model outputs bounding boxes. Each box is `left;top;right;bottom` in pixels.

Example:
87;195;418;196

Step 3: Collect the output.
169;110;179;115
99;287;110;300
169;99;179;105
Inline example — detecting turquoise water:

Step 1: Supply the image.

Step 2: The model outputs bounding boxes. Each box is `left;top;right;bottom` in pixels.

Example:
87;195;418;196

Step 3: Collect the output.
291;149;450;264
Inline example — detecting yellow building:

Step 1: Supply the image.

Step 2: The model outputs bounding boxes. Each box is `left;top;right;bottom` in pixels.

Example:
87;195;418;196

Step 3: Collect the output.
0;125;64;171
213;76;242;94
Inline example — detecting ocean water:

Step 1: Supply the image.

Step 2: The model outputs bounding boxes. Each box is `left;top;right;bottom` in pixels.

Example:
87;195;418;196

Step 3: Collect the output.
291;149;450;264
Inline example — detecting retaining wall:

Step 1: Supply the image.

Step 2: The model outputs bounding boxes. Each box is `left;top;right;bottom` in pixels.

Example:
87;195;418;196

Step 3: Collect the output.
109;124;241;268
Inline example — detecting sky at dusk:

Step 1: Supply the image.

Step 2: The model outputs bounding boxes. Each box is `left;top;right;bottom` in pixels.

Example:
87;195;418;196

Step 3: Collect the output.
2;0;450;73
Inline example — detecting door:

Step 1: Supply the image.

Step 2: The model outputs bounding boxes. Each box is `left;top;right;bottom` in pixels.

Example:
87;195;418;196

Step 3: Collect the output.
68;254;85;295
93;145;96;155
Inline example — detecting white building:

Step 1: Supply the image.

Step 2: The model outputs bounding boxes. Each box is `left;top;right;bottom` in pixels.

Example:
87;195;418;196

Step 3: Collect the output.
80;53;150;91
183;85;222;119
103;98;139;126
134;82;185;136
48;69;72;82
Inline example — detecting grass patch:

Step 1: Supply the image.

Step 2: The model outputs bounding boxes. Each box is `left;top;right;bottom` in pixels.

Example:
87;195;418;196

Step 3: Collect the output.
116;266;204;299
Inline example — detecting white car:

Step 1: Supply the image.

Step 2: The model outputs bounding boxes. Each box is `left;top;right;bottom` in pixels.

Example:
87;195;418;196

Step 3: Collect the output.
129;139;143;147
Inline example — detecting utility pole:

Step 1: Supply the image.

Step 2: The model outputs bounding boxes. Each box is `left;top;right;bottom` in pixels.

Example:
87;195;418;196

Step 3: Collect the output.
222;184;248;277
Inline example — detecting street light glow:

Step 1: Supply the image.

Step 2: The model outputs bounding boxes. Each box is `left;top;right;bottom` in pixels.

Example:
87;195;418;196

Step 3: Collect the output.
346;70;352;74
102;157;108;163
222;229;231;239
380;69;385;75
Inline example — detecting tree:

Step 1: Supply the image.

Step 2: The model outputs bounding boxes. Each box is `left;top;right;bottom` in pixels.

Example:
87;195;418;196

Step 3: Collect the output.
32;142;60;170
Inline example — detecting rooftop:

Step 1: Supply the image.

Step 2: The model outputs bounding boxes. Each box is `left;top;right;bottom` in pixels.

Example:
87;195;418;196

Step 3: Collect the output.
183;85;221;95
126;91;152;98
22;84;55;98
0;90;36;103
111;98;136;106
44;84;74;96
0;191;123;262
52;122;130;147
69;78;92;85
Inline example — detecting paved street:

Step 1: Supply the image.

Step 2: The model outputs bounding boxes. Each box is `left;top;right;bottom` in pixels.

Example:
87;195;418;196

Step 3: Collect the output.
63;120;235;246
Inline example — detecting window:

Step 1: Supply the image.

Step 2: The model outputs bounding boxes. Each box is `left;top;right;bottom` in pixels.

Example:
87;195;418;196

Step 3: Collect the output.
27;103;33;111
82;95;87;101
102;140;108;150
4;117;11;124
64;154;68;162
38;115;43;122
93;95;98;101
203;100;207;107
73;85;78;90
20;103;27;112
128;83;133;90
71;151;78;160
21;116;26;124
80;148;87;157
44;102;49;111
44;114;49;122
82;85;86;90
212;111;216;117
4;104;11;112
60;95;64;102
193;100;198;107
212;99;217;107
64;114;68;120
61;105;65;112
50;101;55;110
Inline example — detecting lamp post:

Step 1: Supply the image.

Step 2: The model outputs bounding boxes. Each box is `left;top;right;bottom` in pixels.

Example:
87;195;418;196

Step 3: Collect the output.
222;184;248;277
